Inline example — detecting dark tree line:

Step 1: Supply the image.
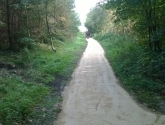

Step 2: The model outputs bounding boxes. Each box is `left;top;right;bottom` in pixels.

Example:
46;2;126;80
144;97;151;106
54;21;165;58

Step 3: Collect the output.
0;0;80;51
86;0;165;52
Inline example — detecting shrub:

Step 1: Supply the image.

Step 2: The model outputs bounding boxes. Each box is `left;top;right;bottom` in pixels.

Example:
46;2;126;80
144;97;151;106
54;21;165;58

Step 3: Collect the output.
0;76;49;125
95;32;165;113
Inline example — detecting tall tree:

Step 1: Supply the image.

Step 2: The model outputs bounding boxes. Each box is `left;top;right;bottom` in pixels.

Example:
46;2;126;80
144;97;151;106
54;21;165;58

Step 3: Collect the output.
0;0;80;51
6;0;13;50
85;7;107;34
103;0;165;52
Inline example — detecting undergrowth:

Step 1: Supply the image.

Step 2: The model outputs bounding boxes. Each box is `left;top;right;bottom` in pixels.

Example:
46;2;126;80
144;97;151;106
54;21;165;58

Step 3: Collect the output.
95;32;165;114
0;33;87;125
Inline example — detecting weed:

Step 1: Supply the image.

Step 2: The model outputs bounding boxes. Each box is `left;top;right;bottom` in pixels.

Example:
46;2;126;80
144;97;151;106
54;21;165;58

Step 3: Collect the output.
95;32;165;114
0;76;49;125
0;33;86;124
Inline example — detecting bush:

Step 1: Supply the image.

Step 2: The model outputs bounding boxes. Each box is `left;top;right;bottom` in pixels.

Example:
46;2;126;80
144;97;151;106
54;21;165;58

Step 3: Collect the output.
95;32;165;113
0;32;87;124
0;76;49;125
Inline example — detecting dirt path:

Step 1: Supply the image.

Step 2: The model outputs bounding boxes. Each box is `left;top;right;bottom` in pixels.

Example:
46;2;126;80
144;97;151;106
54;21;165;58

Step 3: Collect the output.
55;38;165;125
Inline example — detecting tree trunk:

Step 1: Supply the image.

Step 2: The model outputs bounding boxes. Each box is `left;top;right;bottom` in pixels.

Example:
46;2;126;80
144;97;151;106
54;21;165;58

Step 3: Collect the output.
25;5;30;37
6;0;13;50
147;0;162;52
45;2;56;52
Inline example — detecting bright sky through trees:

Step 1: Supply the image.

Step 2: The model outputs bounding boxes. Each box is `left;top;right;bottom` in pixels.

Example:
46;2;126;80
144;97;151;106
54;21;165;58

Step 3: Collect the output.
74;0;100;32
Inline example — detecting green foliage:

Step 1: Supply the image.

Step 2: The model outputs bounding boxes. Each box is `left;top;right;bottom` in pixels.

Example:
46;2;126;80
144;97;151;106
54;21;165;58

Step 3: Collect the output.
26;94;62;125
85;7;108;34
87;0;165;53
0;10;5;27
86;0;165;114
19;37;35;45
95;32;165;113
0;0;80;50
103;0;165;52
0;21;5;27
0;76;49;125
0;33;87;124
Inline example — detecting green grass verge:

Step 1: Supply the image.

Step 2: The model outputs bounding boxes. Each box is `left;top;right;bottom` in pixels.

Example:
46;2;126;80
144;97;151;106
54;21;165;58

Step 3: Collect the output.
0;33;87;125
95;32;165;114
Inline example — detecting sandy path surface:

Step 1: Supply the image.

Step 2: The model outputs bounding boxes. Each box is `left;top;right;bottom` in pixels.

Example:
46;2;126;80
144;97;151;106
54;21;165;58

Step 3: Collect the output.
55;38;165;125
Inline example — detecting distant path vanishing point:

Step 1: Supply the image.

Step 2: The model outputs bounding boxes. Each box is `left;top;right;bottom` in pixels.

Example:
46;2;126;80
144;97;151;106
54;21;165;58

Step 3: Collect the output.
55;38;165;125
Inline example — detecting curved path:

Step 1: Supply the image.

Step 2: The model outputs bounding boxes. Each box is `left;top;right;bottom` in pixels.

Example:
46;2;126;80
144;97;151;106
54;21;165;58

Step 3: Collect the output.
55;38;165;125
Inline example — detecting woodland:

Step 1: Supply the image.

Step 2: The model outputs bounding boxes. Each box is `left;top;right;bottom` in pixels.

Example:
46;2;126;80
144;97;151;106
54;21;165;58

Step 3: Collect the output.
0;0;86;124
1;0;165;124
0;0;80;51
85;0;165;114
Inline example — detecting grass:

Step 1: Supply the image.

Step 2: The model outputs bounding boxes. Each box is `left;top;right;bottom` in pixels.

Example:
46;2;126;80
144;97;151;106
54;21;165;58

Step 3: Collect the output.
95;32;165;114
0;33;87;125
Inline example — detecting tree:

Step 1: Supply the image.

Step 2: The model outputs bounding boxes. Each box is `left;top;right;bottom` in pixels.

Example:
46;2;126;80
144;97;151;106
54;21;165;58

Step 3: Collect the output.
0;0;80;51
85;7;107;34
103;0;165;52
